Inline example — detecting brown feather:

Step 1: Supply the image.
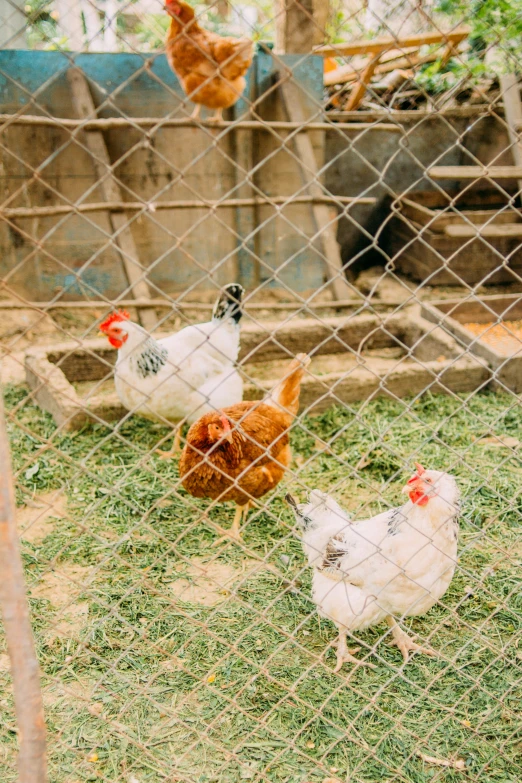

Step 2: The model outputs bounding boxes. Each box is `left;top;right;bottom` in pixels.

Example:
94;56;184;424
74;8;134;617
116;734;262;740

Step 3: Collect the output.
166;3;253;111
179;356;309;509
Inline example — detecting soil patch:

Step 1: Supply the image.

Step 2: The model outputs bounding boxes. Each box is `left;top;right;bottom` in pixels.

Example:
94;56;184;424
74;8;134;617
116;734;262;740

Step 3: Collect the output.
17;490;68;543
168;557;268;607
30;563;94;640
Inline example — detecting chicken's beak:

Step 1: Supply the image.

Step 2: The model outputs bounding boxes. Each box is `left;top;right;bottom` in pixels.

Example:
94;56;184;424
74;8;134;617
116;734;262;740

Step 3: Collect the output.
402;476;421;494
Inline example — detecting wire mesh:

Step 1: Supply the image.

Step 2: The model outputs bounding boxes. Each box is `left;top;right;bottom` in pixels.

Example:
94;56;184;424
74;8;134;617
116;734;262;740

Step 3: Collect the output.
0;1;521;782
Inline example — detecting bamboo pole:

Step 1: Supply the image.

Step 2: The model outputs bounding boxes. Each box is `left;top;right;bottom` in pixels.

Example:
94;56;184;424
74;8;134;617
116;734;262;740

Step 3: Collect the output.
0;114;400;133
0;396;47;783
314;27;470;57
0;195;376;220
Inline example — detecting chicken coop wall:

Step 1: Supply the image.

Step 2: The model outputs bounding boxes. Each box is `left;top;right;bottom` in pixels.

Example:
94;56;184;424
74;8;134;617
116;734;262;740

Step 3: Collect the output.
0;49;330;300
326;114;516;272
1;49;518;299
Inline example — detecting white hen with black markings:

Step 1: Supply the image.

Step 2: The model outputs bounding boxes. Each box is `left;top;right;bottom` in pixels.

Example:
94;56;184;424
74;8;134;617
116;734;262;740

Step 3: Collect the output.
287;464;460;670
100;284;244;455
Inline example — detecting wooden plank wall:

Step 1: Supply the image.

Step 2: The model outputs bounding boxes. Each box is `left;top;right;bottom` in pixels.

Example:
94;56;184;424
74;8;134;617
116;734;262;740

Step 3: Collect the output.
0;49;326;301
253;50;326;292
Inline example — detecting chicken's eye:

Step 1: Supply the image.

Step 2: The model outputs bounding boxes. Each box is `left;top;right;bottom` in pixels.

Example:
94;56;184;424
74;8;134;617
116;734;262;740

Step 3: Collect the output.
425;478;432;483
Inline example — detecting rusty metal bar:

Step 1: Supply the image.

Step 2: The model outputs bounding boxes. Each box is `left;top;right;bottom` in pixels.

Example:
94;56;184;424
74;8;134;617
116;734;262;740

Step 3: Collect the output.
0;395;47;783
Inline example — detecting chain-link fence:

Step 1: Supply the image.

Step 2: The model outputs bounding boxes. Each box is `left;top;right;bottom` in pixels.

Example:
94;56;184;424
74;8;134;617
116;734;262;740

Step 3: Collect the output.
0;1;521;782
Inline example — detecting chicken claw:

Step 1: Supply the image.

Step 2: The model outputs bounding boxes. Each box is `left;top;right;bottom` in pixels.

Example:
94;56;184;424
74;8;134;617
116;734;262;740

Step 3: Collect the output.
155;426;182;459
213;502;250;546
207;108;223;123
333;633;376;672
386;617;436;663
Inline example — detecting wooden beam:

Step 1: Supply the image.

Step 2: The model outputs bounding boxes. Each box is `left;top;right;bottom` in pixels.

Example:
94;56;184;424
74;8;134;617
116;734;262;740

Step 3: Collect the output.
0;114;399;132
0;195;376;220
428;165;522;180
344;53;382;112
499;74;522;197
280;81;354;301
314;27;470;57
66;68;157;332
445;223;522;238
324;48;455;87
327;105;495;120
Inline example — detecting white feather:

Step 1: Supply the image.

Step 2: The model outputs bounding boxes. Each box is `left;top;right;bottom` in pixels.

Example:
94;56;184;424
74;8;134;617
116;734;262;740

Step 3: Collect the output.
297;472;460;634
112;315;242;425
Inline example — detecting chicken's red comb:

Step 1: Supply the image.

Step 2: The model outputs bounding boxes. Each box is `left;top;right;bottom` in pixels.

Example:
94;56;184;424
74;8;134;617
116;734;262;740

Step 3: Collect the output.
220;413;231;430
100;310;130;332
407;463;426;484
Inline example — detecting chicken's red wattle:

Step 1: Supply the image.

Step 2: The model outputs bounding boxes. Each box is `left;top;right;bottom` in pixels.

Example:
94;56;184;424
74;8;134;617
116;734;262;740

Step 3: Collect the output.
409;488;429;506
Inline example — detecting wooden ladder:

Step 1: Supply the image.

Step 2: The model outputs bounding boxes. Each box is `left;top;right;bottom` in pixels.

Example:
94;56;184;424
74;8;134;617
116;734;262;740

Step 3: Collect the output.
427;74;522;239
428;74;522;192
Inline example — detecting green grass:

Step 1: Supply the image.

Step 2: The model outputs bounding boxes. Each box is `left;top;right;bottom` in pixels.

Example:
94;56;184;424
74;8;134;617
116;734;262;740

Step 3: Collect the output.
1;386;521;783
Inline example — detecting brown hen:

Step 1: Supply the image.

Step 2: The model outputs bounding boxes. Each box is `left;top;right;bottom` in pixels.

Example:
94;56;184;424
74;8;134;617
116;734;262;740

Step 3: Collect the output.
165;0;253;121
179;354;311;541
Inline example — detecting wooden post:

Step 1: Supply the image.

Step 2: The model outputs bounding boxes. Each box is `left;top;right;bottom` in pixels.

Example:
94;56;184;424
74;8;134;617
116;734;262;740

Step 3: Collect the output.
67;68;157;331
216;0;230;18
276;0;325;53
0;395;48;783
280;81;353;301
500;74;522;198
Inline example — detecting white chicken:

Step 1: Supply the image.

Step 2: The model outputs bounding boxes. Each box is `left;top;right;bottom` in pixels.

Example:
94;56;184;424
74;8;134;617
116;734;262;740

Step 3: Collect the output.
286;463;460;671
100;284;244;456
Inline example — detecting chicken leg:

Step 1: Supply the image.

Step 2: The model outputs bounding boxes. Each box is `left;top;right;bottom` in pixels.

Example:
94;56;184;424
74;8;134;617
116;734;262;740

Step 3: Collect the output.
333;628;376;672
208;107;223;123
190;103;201;120
386;616;436;663
156;424;182;459
213;502;251;546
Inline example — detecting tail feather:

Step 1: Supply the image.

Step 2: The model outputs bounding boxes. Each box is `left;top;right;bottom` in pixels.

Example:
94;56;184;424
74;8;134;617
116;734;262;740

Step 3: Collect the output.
285;493;313;530
265;353;310;418
212;284;244;325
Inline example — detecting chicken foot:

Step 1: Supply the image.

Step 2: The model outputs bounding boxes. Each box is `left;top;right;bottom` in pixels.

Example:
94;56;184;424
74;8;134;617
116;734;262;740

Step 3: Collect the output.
214;501;251;546
333;629;376;673
190;104;223;123
213;502;251;546
386;616;436;663
156;425;182;459
208;108;223;123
